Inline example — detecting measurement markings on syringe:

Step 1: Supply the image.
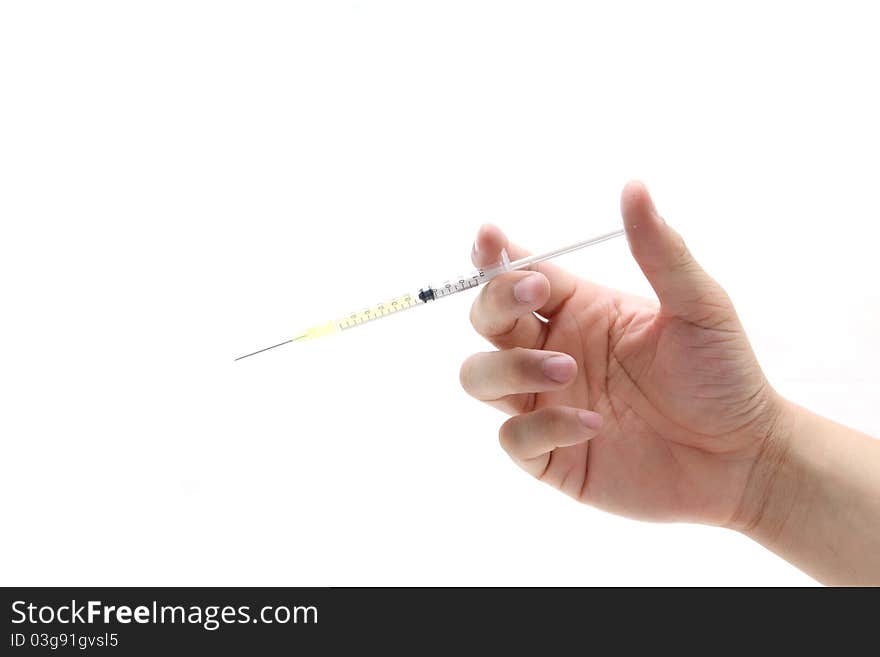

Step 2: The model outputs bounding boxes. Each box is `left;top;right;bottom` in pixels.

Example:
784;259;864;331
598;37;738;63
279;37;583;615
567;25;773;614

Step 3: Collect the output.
336;294;418;330
432;274;483;298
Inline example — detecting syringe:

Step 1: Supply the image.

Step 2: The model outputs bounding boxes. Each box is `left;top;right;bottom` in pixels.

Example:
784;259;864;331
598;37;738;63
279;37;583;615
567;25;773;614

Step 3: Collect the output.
234;228;625;361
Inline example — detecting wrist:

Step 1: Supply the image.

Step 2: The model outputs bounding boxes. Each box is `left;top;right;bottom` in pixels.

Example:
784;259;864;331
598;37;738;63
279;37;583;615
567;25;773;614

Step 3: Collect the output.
726;393;803;539
726;394;880;584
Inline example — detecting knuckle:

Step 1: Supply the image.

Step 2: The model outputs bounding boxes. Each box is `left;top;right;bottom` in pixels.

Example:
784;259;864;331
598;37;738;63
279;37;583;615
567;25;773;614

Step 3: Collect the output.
468;298;482;331
508;348;533;386
484;278;507;307
498;418;517;453
469;285;504;334
471;276;525;339
541;407;567;436
458;356;477;393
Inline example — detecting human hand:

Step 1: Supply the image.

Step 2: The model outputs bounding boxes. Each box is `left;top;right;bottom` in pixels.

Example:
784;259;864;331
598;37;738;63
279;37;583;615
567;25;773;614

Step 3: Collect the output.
459;182;787;526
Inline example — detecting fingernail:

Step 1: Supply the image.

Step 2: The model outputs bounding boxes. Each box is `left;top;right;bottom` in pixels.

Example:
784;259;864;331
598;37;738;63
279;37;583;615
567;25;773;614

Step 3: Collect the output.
577;410;603;430
514;273;543;304
472;239;480;258
542;355;575;383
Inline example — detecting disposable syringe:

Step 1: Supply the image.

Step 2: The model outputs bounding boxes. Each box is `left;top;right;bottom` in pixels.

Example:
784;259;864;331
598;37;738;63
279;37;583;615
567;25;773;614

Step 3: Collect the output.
234;228;624;361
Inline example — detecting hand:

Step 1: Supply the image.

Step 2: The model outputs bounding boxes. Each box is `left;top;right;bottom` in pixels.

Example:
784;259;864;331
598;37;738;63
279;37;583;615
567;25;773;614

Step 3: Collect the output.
460;181;787;526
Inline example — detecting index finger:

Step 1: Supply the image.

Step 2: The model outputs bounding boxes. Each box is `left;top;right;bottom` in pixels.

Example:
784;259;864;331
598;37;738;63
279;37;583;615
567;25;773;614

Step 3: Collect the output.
472;223;579;318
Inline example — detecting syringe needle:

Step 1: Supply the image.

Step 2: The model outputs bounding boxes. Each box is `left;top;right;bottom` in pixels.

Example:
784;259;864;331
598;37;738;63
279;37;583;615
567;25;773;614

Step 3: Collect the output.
234;339;294;361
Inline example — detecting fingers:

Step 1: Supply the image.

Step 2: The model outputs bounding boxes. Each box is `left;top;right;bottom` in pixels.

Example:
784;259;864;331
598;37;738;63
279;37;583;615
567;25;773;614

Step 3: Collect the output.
472;224;580;319
460;348;577;414
621;181;733;325
469;270;550;349
499;406;603;477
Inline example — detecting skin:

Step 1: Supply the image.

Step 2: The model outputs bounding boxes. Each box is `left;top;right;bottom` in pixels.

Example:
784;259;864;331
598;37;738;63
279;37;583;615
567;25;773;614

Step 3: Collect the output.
460;181;880;585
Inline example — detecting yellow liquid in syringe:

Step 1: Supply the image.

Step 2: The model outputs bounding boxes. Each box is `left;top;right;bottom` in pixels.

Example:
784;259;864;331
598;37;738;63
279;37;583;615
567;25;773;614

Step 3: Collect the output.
293;293;423;342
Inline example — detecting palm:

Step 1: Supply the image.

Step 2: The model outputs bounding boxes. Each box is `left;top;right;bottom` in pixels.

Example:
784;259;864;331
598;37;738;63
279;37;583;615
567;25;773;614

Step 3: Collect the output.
532;280;770;524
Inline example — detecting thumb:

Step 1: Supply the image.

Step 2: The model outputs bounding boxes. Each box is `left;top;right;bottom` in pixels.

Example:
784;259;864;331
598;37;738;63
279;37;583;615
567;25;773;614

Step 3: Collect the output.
620;181;732;324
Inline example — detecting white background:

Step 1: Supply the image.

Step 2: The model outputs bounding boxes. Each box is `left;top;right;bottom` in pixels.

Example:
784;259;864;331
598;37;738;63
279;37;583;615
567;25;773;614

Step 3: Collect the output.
2;1;878;586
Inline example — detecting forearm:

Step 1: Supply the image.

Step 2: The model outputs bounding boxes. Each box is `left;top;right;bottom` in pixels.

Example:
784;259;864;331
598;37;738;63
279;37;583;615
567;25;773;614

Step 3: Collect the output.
736;398;880;585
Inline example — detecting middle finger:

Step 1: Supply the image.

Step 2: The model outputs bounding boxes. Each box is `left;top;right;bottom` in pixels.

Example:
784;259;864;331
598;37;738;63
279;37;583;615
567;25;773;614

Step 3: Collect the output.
459;348;578;410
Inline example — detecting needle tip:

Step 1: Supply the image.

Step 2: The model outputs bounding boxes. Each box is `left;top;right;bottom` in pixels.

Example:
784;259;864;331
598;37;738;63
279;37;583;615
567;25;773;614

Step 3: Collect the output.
234;339;294;361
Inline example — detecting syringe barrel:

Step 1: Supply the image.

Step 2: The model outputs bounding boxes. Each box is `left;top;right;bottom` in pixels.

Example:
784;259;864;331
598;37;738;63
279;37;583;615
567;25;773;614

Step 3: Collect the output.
421;248;512;301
